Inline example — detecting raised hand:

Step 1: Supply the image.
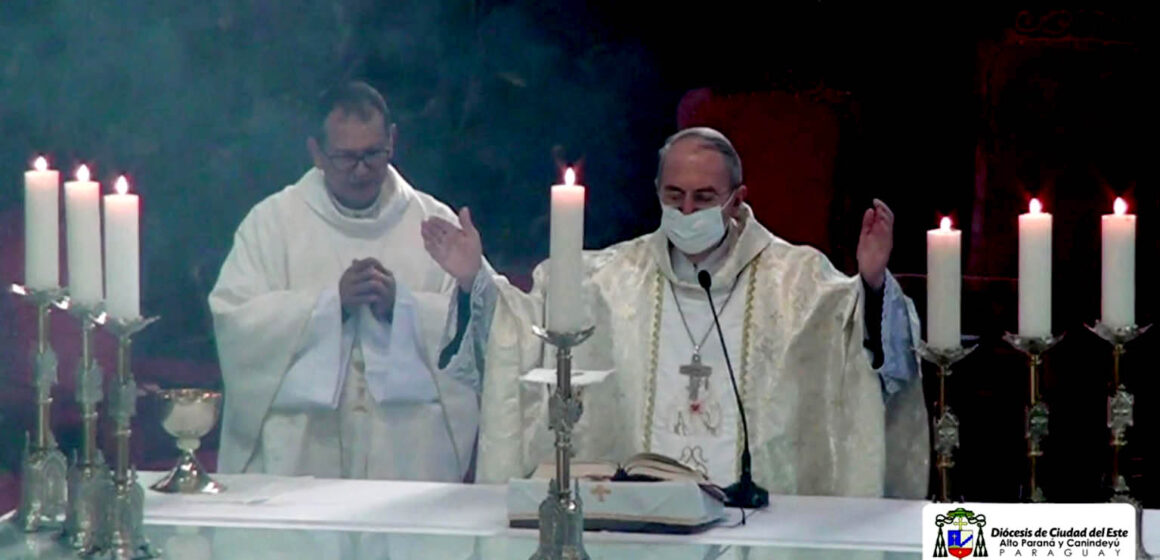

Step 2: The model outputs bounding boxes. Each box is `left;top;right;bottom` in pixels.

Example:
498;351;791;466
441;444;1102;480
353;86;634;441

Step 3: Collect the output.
422;207;482;291
857;198;894;291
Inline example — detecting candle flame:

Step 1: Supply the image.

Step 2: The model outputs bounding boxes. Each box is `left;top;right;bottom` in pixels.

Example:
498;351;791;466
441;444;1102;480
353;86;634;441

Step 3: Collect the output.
114;176;129;195
33;156;48;172
564;167;576;187
939;217;952;231
76;164;90;182
1114;197;1128;216
1029;198;1042;214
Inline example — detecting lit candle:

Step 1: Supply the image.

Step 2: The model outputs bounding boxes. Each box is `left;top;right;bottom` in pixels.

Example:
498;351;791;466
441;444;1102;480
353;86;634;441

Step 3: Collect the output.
104;176;140;320
64;165;103;306
1101;197;1135;329
927;217;961;349
548;167;585;332
1018;198;1052;337
24;156;60;290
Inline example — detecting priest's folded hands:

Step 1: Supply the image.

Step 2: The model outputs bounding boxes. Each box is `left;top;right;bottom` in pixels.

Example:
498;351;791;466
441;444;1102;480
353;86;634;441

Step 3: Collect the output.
339;258;395;322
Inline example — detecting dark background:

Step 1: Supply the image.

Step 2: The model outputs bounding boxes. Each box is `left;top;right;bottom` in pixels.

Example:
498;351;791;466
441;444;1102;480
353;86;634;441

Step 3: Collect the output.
0;3;1152;506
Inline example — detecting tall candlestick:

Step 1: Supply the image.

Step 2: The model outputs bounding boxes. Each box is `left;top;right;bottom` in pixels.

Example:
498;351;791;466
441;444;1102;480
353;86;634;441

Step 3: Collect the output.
24;156;60;290
1101;197;1135;329
104;176;141;320
927;217;962;349
548;167;585;333
1018;198;1052;337
64;165;103;306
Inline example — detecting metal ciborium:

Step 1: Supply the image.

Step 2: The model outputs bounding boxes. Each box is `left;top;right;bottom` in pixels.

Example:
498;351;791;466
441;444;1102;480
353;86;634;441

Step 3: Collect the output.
149;389;225;494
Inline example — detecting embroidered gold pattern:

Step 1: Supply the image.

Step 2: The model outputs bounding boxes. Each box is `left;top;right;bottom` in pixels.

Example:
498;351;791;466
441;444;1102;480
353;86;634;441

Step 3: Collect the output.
734;252;760;477
643;270;664;452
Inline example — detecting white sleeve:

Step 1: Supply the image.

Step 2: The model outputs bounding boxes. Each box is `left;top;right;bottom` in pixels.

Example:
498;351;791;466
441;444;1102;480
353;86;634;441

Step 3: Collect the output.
270;288;351;410
361;282;441;403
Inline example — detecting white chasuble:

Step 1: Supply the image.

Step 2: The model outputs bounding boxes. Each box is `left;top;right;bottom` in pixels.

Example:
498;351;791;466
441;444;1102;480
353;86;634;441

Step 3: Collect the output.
210;166;483;482
651;276;745;485
475;205;930;498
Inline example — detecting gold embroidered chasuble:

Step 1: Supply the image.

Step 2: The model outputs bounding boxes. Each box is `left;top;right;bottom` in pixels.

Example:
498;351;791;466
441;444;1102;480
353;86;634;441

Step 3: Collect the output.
476;207;929;498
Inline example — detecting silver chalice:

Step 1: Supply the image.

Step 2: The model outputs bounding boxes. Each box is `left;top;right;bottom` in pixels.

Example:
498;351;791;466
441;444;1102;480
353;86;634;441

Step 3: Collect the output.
150;389;225;494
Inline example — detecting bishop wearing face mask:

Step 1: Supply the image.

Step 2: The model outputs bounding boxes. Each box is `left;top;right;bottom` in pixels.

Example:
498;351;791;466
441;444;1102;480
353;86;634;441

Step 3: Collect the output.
421;127;929;499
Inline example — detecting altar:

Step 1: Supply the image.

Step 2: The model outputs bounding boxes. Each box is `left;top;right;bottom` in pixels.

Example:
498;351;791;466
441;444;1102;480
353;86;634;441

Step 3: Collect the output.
3;472;1158;559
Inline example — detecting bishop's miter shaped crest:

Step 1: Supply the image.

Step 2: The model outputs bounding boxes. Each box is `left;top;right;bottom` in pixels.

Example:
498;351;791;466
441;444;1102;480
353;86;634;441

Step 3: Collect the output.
934;508;989;559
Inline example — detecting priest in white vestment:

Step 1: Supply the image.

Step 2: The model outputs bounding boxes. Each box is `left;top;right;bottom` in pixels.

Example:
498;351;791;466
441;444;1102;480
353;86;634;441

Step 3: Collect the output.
210;82;489;481
422;126;929;498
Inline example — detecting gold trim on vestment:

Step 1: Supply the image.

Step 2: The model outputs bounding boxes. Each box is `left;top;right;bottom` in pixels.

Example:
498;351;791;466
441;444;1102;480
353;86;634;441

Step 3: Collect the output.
643;271;664;452
735;252;759;478
642;252;761;476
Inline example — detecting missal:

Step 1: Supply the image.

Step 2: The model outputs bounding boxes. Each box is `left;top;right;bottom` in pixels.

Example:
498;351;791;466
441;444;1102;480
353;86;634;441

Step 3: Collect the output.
530;452;726;502
509;453;727;534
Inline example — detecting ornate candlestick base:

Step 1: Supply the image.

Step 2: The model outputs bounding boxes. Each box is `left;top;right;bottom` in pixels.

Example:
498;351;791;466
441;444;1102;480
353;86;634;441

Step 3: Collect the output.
62;302;113;551
10;284;68;532
64;453;113;553
16;434;68;533
1002;332;1063;503
97;469;159;560
1110;477;1150;560
917;342;975;503
93;316;160;560
528;325;595;560
1088;322;1150;560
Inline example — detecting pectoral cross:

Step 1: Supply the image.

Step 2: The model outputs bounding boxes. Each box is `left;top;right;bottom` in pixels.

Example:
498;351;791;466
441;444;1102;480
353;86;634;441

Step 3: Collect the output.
679;354;712;402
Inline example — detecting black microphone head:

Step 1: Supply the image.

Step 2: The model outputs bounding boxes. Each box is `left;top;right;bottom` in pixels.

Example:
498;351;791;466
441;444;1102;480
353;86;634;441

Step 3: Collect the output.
697;270;712;290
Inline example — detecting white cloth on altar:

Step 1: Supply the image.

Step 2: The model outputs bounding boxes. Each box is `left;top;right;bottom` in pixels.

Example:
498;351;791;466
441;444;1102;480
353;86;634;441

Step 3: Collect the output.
209;165;487;482
472;204;930;498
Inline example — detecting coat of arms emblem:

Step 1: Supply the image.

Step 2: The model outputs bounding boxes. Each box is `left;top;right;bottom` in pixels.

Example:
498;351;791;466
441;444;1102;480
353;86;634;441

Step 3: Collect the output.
933;507;989;558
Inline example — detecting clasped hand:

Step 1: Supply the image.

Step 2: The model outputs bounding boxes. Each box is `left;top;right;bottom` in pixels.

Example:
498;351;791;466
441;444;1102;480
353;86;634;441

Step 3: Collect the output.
339;258;395;322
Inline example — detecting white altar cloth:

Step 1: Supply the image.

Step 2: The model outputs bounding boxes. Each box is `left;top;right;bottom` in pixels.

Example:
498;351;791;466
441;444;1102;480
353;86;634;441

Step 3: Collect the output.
133;472;1159;554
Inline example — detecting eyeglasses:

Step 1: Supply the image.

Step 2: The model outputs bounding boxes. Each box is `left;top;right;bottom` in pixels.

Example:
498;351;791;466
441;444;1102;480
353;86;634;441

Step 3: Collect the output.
325;148;391;172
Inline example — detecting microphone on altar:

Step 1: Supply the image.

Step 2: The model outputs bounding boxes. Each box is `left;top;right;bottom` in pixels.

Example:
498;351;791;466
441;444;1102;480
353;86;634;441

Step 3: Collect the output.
698;269;770;512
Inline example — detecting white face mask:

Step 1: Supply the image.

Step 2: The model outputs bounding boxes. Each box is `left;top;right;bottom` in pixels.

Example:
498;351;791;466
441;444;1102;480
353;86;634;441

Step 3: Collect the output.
659;193;734;255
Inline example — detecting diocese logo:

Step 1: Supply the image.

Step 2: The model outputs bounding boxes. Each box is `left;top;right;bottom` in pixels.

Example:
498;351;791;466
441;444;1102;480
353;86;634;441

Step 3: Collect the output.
933;507;989;559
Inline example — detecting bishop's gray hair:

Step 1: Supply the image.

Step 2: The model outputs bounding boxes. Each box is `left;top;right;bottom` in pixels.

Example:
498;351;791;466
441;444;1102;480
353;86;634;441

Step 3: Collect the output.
655;127;743;190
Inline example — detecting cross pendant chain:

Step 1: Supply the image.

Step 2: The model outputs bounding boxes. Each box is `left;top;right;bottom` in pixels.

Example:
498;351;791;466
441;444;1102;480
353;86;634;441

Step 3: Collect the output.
679;353;712;402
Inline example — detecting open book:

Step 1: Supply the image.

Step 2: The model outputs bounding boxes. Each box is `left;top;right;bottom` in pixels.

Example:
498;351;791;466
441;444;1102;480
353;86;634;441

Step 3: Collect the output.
531;452;726;502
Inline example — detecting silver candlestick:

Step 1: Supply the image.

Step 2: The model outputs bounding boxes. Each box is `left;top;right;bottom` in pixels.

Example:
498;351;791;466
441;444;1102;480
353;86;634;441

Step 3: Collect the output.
1088;321;1150;560
1002;332;1063;503
62;302;113;552
528;324;595;560
94;315;160;560
10;284;69;533
917;341;975;503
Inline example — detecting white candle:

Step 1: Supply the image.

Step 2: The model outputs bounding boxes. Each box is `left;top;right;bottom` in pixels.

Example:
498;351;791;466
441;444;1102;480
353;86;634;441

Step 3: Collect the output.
548;167;585;332
104;176;141;320
1018;198;1052;337
1101;197;1135;329
24;156;60;290
927;217;962;349
64;165;103;306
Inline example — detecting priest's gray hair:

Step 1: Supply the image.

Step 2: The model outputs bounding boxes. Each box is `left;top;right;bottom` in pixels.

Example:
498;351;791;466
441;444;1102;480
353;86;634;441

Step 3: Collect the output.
655;127;743;190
